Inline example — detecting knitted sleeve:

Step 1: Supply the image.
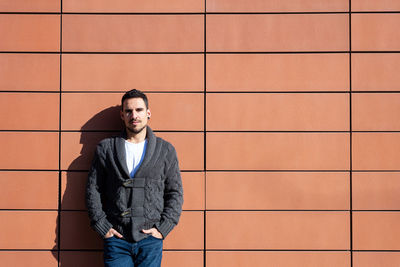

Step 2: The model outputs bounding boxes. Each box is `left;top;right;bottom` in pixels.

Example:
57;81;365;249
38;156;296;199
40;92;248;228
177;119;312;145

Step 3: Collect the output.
86;142;113;238
155;146;184;238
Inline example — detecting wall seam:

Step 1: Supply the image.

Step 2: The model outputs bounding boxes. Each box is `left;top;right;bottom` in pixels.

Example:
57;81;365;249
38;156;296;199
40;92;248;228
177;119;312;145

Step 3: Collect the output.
204;1;207;266
57;1;63;266
349;0;353;266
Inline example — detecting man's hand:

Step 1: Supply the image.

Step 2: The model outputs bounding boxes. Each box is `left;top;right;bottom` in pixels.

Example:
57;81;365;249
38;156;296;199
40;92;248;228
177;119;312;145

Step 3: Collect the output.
104;228;123;239
142;228;163;239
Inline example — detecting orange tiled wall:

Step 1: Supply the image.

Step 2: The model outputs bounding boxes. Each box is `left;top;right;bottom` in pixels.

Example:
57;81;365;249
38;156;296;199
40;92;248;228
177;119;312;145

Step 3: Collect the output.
1;1;400;266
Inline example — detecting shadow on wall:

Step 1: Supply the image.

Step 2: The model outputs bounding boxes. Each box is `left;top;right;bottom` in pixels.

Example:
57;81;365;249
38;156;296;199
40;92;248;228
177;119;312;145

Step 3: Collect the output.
53;105;123;266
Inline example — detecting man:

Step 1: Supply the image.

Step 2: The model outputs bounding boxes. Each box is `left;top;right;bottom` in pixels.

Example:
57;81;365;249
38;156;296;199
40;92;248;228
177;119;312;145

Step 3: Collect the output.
86;89;183;267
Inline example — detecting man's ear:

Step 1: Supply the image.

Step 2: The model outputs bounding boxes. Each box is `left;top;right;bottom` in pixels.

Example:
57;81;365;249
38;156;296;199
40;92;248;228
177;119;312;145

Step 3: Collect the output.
120;110;124;121
147;109;151;119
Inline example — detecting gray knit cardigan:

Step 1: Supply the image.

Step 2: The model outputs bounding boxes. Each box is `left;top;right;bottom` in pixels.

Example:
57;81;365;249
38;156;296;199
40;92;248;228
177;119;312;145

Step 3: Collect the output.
86;126;183;242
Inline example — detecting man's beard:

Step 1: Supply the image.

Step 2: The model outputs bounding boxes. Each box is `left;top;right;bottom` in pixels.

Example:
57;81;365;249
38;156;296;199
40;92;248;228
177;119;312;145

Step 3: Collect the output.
126;124;146;134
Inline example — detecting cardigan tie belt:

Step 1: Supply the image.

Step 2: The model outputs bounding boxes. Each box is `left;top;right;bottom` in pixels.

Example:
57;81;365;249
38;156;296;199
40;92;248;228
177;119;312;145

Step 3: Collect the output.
120;207;144;217
121;177;146;188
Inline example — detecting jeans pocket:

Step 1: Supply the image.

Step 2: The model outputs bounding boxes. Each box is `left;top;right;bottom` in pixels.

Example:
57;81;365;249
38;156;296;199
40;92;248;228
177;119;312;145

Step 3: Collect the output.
148;235;163;241
104;235;116;241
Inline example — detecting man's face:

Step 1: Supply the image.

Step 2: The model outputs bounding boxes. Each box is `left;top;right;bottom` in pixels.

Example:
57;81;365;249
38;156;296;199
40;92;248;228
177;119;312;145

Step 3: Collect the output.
120;98;151;134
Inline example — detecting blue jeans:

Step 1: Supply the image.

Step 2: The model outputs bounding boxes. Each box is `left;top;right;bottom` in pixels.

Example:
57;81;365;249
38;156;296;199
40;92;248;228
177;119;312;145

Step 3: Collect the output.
103;236;163;267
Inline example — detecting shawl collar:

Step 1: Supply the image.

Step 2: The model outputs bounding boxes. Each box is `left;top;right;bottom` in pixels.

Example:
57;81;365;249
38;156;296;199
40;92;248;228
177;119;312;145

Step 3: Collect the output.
115;126;157;179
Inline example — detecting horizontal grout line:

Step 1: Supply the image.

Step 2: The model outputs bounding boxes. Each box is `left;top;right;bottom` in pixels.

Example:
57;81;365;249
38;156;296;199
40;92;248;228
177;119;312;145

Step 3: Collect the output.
210;131;400;133
0;209;58;212
206;51;350;54
207;11;400;15
53;169;205;173
0;130;60;132
0;51;61;54
352;170;400;172
205;249;351;252
204;249;400;252
4;90;400;94
353;210;400;212
207;169;400;173
0;249;60;252
4;209;400;213
0;249;203;252
0;169;60;172
207;131;353;133
0;169;352;172
1;249;400;252
2;51;400;55
62;209;203;212
206;91;351;93
0;12;203;15
67;169;205;172
206;170;400;173
162;249;203;251
60;91;205;93
55;169;206;173
57;169;208;173
353;250;400;252
100;11;356;15
4;130;400;133
0;91;61;93
0;12;61;15
210;210;400;212
351;91;400;93
206;91;400;93
0;51;203;54
60;51;205;54
9;208;400;213
206;170;351;172
0;12;350;15
3;90;400;94
352;11;400;14
2;169;400;172
0;91;206;93
3;209;400;213
204;250;400;253
0;90;353;94
352;51;400;53
206;210;352;212
0;130;348;133
63;12;206;15
353;131;400;133
0;169;207;172
207;51;400;54
1;11;399;15
0;209;205;213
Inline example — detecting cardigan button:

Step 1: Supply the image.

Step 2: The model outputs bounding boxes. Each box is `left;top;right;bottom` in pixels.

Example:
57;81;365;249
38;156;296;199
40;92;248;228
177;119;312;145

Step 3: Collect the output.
122;180;133;187
120;210;130;217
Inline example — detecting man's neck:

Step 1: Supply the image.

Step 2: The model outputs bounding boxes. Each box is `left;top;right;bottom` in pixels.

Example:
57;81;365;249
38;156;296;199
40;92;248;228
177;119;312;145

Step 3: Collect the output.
126;127;147;143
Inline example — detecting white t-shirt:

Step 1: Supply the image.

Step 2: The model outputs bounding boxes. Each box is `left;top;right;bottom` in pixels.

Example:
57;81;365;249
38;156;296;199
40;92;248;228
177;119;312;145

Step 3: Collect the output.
124;139;147;177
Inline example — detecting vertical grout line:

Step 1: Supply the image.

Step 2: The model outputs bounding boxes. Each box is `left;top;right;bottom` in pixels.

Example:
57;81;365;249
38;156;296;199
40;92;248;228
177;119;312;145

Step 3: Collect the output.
349;0;353;266
203;1;207;267
57;1;63;266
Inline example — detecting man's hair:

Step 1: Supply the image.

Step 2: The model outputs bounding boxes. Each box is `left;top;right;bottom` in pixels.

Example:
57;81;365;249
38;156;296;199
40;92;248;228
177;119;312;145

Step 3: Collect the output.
121;89;149;110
